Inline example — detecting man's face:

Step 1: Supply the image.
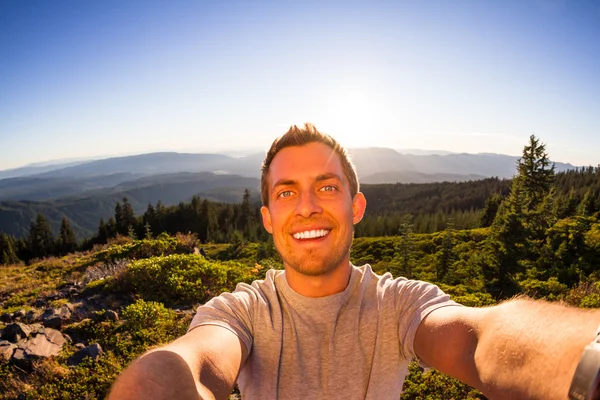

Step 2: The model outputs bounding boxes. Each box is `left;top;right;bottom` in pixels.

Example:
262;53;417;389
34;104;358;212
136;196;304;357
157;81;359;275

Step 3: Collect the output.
261;142;366;277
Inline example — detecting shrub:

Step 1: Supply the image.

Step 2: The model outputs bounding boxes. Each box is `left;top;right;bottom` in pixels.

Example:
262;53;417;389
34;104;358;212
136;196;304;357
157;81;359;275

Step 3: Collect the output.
94;234;197;263
125;254;255;306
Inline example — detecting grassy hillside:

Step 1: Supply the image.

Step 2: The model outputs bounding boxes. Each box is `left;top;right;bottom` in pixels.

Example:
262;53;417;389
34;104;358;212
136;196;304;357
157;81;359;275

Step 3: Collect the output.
1;228;598;399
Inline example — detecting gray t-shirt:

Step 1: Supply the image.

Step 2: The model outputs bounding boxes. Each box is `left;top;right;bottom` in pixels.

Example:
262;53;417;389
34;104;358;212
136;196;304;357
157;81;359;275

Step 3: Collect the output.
189;264;458;399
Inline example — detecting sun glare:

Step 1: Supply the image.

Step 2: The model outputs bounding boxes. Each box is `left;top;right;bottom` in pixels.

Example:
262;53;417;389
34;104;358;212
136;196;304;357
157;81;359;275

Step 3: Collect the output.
317;88;383;148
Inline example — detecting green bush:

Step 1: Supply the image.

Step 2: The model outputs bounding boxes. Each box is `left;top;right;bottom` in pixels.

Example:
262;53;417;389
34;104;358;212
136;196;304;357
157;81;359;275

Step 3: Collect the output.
94;234;196;263
401;361;483;399
121;299;182;350
126;254;255;306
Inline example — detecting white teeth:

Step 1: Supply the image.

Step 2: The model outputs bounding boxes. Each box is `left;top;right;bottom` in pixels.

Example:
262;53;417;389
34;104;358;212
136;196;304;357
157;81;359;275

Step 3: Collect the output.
293;229;330;240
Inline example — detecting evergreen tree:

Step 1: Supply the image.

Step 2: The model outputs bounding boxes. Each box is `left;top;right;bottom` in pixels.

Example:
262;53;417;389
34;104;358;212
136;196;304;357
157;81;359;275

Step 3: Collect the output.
239;189;255;239
395;215;415;278
97;218;109;244
121;197;136;235
144;222;153;239
578;189;596;217
106;217;117;239
28;213;55;260
114;201;124;235
0;233;20;265
435;220;456;282
480;193;503;228
57;216;77;255
199;199;218;243
518;135;555;212
485;135;557;298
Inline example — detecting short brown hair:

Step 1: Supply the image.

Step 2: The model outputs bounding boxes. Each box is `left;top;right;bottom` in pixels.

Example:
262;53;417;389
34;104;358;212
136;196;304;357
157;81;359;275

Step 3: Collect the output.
260;123;359;206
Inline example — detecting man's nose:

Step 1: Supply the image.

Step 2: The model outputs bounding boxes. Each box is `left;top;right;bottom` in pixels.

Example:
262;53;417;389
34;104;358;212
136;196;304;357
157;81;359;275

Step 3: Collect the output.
295;191;322;218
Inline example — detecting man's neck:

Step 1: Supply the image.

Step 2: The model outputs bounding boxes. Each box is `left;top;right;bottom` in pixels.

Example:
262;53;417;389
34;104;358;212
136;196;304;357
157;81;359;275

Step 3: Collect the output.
284;261;352;298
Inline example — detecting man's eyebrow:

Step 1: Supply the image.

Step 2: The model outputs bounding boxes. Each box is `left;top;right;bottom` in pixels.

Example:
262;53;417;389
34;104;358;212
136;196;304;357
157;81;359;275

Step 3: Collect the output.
271;174;342;190
272;179;297;189
315;173;344;183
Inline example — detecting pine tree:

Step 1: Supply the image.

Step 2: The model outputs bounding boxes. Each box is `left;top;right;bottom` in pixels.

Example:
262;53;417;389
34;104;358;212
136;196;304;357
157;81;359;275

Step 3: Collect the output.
0;233;20;265
114;201;124;235
28;213;55;259
395;215;415;278
518;135;555;212
484;135;557;298
435;220;456;282
57;217;77;255
578;189;596;217
239;189;255;239
97;218;109;244
106;217;117;239
121;197;136;235
480;193;503;228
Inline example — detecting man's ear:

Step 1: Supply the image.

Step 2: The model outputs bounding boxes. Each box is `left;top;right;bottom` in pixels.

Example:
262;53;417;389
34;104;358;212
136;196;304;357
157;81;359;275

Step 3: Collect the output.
261;206;273;234
352;192;367;224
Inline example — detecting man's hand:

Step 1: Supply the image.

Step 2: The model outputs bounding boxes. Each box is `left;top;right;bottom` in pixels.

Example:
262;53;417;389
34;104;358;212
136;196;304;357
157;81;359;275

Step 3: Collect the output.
414;298;600;400
108;325;248;400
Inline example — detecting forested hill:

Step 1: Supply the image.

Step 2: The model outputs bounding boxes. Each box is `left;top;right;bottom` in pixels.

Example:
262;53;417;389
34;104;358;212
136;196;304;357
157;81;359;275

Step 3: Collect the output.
1;165;600;243
3;177;504;240
0;173;261;239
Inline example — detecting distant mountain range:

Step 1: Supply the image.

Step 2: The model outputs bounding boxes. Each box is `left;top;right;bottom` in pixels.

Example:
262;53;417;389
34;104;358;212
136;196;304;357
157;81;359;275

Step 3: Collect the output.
0;147;578;238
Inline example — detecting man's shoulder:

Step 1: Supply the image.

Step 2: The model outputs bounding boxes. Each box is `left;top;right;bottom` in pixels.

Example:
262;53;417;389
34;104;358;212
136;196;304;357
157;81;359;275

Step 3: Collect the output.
229;268;284;300
352;264;446;299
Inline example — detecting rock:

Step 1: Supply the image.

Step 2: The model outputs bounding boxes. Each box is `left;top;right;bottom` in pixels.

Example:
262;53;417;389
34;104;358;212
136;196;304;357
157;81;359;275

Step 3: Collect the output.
105;310;119;322
34;298;46;308
1;312;13;323
42;316;62;329
11;347;30;370
23;330;64;358
67;343;103;366
24;309;42;324
13;309;26;319
43;328;66;348
74;343;86;350
1;323;33;343
42;305;72;329
0;339;16;362
8;328;66;370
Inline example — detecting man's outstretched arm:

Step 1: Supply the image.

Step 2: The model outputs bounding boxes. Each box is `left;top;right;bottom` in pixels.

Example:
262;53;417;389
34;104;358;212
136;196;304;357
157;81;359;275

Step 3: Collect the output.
414;297;600;400
108;325;248;400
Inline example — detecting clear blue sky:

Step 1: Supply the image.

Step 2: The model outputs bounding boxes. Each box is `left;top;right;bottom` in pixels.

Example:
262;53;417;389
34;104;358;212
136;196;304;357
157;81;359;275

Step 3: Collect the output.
1;0;599;170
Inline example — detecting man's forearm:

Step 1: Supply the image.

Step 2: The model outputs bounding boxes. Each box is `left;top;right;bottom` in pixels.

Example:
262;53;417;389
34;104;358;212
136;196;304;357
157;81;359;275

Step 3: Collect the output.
475;298;600;400
108;348;234;400
108;349;205;400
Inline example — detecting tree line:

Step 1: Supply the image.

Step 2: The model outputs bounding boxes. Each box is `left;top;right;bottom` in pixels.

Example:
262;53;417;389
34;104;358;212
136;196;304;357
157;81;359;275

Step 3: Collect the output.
2;135;600;269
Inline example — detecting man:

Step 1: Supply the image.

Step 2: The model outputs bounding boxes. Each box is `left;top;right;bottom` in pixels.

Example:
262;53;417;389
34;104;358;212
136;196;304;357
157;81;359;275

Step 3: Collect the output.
109;124;600;399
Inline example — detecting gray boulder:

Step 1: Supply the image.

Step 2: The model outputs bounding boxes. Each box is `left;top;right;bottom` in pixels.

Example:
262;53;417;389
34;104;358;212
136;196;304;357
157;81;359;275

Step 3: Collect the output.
1;322;33;343
67;343;103;366
0;339;16;362
42;305;72;329
24;309;42;324
0;312;13;323
9;327;66;369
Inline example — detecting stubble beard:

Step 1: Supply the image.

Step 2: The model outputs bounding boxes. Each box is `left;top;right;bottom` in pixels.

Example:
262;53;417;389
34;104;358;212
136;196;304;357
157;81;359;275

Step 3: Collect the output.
275;230;354;277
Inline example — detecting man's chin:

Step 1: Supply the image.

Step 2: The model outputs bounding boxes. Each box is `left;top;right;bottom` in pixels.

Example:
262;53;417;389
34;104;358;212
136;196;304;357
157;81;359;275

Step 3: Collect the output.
284;258;343;277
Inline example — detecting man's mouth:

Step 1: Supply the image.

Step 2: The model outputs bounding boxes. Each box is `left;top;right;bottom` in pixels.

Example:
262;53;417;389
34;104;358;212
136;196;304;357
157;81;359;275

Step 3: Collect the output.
292;229;330;240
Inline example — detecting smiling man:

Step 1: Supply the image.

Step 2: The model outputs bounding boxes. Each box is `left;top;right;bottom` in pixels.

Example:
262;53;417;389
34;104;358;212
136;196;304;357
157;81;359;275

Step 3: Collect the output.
109;124;600;400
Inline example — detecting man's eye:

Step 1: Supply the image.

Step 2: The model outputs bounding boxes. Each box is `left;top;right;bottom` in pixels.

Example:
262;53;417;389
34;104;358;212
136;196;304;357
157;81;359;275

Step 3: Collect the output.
278;190;293;198
320;185;337;192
